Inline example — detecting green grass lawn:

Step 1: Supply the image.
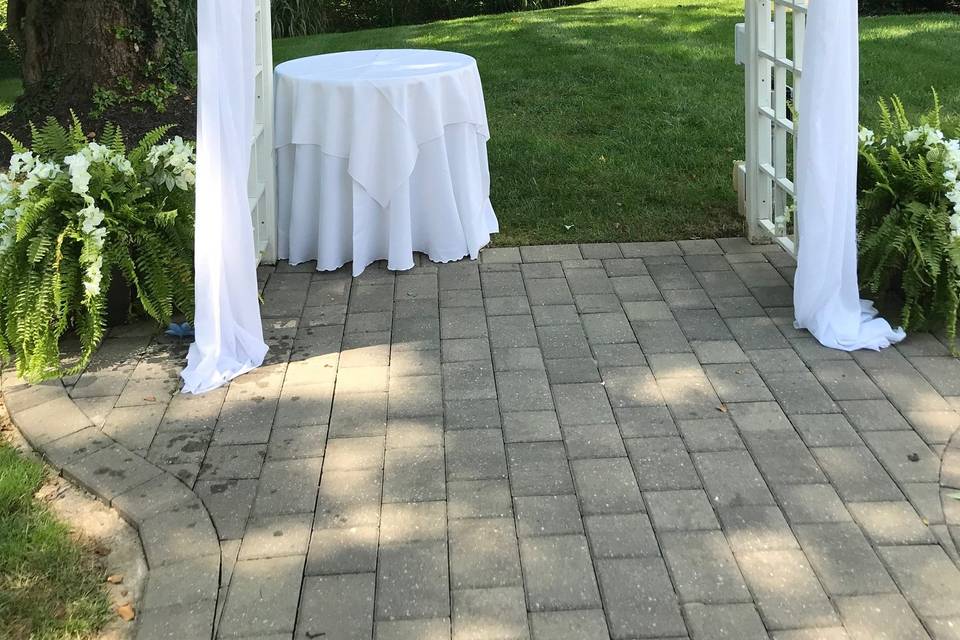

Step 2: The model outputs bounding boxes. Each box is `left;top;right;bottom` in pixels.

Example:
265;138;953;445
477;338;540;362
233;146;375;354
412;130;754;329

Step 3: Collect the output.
0;440;111;639
273;0;960;245
0;1;956;244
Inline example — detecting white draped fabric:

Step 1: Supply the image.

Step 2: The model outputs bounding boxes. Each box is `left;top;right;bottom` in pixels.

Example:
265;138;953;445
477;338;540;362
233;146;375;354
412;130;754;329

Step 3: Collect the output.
793;0;905;351
275;50;498;275
181;0;268;394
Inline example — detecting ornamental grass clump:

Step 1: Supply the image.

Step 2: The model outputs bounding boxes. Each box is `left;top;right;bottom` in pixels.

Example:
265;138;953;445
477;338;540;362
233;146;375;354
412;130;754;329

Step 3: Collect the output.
857;93;960;347
0;115;196;382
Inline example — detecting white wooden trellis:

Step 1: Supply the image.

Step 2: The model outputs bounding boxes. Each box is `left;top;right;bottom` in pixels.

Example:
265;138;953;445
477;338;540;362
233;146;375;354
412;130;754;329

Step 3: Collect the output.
742;0;807;257
250;0;278;264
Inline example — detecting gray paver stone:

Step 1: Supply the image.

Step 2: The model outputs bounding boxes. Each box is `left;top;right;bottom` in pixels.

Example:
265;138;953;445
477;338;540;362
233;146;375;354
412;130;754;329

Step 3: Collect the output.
65;444;164;500
835;594;929;640
142;554;219;610
296;573;375;640
306;526;379;575
529;609;610;640
447;479;512;520
646;489;720;531
615;405;677;439
219;556;304;638
810;446;903;502
451;587;529;640
384;445;445;502
376;617;450;640
682;603;768;640
562;423;627;459
846;502;936;546
449;517;523;589
626;436;700;491
583;512;659;559
445;430;506;482
878;545;960;619
254;457;324;516
736;549;839;630
594;557;686;640
571;457;644;515
239;513;312;560
694;450;774;507
771;483;852;525
502;411;562;443
135;599;217;640
376;541;450;620
514;494;583;537
195;478;257;540
519;534;602;611
794;522;896;597
660;530;751;604
507;442;574;497
718;505;799;553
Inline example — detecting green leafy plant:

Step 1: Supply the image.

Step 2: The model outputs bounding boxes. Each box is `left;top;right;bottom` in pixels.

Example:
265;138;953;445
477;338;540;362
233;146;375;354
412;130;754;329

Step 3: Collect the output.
857;92;960;346
0;115;196;381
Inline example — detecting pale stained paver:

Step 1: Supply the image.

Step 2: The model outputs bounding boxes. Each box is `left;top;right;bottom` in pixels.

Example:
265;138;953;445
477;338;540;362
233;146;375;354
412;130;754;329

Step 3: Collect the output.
7;240;960;640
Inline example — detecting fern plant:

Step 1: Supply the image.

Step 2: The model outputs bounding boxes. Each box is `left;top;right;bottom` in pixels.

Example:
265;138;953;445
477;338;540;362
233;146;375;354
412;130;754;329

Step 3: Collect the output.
0;115;196;382
857;92;960;348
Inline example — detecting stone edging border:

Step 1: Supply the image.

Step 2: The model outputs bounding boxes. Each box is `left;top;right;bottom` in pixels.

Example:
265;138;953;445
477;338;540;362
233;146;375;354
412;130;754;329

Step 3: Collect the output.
941;428;960;560
2;377;220;640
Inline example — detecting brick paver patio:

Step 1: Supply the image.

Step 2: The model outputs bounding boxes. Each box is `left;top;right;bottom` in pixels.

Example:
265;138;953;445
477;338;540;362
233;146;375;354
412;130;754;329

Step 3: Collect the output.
6;238;960;640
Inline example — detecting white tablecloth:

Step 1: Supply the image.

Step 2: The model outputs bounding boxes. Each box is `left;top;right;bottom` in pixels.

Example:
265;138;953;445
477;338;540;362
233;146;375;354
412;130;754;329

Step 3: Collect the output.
274;49;499;275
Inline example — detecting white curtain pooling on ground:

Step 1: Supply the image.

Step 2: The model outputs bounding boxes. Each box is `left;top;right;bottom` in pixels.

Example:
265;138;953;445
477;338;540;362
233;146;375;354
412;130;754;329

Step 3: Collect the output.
793;0;905;351
181;0;268;393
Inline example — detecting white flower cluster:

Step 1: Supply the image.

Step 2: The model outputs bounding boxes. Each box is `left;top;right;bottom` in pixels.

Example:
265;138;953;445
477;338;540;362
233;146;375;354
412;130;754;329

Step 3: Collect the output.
861;124;960;238
61;143;137;298
0;136;193;298
146;136;196;191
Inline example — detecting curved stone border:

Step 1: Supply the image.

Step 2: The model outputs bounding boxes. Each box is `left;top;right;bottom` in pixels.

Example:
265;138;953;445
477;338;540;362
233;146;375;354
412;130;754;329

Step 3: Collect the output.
940;427;960;561
2;376;220;640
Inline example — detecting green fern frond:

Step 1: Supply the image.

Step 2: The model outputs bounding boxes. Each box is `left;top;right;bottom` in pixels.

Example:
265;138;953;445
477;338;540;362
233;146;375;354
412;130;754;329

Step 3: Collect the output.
2;131;28;155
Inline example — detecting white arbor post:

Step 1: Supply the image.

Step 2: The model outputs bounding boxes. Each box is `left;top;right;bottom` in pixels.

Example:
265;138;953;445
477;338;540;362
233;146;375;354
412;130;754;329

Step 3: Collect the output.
250;0;277;264
743;0;807;256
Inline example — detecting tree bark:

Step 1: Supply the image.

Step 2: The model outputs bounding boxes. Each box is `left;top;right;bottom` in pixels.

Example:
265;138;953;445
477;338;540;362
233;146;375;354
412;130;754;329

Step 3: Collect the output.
9;0;183;115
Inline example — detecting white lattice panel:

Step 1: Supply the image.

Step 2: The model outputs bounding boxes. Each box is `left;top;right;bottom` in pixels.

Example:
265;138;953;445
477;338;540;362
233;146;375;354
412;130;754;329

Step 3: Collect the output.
250;0;277;264
743;0;807;256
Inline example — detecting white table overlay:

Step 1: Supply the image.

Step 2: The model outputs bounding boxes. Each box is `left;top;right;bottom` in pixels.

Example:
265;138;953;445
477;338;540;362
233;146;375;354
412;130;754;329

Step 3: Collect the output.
274;49;499;276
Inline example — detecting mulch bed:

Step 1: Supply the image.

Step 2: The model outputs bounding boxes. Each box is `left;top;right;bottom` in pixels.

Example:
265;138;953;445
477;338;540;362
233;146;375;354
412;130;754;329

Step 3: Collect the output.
0;90;197;162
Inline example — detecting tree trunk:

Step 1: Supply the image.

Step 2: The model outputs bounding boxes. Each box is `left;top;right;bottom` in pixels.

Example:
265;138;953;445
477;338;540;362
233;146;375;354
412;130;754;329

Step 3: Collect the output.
5;0;187;121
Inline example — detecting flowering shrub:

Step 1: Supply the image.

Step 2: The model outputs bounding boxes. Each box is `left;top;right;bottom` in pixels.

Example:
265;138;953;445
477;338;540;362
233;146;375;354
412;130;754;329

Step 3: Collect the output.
0;116;196;381
858;93;960;346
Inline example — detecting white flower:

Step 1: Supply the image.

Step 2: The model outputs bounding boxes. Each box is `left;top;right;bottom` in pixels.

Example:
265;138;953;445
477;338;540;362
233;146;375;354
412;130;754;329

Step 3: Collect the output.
31;161;60;181
0;205;24;254
64;152;92;196
112;156;134;175
18;176;40;199
16;160;62;199
89;226;107;247
948;186;960;212
83;255;103;298
950;213;960;238
926;128;945;147
78;203;105;235
146;137;197;192
87;142;111;163
859;127;875;146
9;151;35;176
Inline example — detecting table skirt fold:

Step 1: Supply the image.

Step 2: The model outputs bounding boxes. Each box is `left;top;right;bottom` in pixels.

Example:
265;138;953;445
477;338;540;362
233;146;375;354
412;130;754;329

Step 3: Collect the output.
277;123;498;276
